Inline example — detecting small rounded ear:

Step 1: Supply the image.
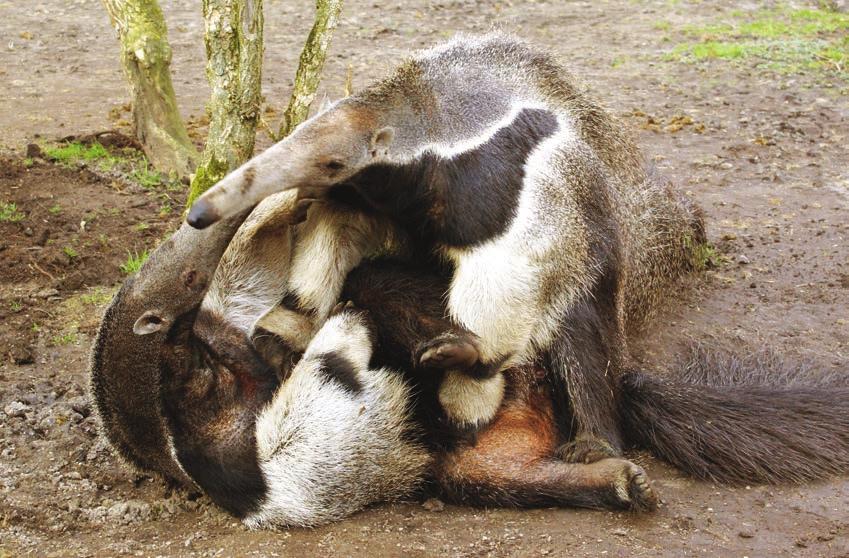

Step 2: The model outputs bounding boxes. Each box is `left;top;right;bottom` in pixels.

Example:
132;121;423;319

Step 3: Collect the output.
369;127;395;158
133;310;168;335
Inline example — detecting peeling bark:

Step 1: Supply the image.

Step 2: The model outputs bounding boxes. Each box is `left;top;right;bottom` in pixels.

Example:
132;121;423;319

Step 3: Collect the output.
187;0;264;207
278;0;343;139
102;0;198;178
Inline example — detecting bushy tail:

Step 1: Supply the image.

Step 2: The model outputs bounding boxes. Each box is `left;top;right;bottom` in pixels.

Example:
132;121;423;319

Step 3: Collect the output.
619;345;849;484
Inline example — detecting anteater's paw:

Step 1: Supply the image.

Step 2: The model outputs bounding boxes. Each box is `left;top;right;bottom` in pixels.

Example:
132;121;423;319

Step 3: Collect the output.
416;332;481;370
329;300;357;317
611;460;658;513
438;370;505;430
584;458;658;513
556;435;620;464
328;301;375;336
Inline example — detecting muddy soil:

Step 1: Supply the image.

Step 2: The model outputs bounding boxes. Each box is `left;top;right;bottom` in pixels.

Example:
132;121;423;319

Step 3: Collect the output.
1;0;848;556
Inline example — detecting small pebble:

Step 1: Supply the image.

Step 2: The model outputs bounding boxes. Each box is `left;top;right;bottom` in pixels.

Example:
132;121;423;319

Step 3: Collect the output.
4;401;30;418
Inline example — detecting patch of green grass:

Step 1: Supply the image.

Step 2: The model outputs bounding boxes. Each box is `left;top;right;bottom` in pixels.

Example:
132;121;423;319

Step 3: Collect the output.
9;300;22;312
23;157;34;168
0;202;25;223
79;287;113;306
40;140;179;191
158;201;173;217
679;41;753;60
96;157;120;172
44;141;111;163
51;329;79;346
48;204;63;215
120;249;150;275
129;160;163;189
31;323;41;333
134;222;150;232
669;6;849;80
63;245;79;260
684;235;724;271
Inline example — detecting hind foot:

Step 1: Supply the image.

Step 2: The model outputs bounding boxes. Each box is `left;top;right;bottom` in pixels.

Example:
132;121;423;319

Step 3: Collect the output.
612;460;658;512
416;331;481;371
556;435;620;464
616;461;657;512
590;458;658;512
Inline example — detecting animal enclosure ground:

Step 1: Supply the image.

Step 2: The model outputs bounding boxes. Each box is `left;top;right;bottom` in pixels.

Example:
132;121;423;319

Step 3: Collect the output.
1;0;848;556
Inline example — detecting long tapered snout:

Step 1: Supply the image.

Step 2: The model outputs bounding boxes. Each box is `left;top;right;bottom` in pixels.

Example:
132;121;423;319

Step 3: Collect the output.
186;102;383;230
187;143;300;230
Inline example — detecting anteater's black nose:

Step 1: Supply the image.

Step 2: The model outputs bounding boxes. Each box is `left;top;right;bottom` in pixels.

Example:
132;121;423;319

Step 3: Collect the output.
186;199;220;230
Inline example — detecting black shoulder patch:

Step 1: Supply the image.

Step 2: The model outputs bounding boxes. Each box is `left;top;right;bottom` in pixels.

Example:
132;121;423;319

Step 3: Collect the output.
315;351;363;393
347;107;559;247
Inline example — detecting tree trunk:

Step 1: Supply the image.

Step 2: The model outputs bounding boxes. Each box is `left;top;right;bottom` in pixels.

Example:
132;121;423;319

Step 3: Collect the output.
278;0;343;139
187;0;264;207
102;0;198;178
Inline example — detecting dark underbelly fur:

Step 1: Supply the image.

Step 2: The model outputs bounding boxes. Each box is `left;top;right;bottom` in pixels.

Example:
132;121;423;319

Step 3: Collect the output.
339;260;572;451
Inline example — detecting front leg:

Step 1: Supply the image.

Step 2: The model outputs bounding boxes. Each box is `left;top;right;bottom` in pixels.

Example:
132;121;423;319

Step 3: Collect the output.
548;288;625;463
414;332;507;431
429;243;547;431
286;201;404;322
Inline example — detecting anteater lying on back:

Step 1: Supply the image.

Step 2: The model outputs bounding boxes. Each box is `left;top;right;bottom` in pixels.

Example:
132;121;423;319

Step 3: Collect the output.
92;188;849;528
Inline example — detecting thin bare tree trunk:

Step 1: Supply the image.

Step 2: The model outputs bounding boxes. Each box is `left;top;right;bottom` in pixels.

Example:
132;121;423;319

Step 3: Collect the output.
187;0;264;206
102;0;198;178
278;0;343;139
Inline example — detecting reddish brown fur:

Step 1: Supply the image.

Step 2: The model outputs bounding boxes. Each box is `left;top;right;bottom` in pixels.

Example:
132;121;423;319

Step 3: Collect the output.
434;367;655;511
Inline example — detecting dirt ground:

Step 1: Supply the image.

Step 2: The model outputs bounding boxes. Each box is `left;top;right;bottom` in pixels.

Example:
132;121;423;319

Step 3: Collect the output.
1;0;848;556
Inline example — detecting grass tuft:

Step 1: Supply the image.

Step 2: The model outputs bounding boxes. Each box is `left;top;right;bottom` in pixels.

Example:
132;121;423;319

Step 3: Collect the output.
41;140;178;190
120;250;150;275
63;245;79;260
129;160;164;189
79;287;113;306
668;6;849;80
684;235;724;271
1;202;26;223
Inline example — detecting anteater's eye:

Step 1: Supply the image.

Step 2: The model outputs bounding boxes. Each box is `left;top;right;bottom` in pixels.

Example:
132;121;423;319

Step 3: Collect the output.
324;160;345;171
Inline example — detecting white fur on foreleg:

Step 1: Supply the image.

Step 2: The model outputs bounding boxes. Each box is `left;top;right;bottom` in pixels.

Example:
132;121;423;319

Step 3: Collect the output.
252;305;316;352
438;371;505;429
303;311;373;372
